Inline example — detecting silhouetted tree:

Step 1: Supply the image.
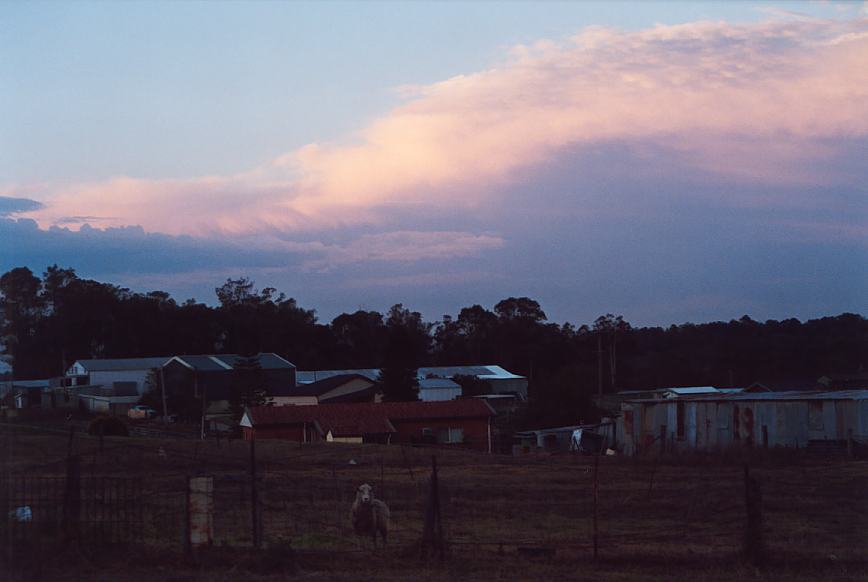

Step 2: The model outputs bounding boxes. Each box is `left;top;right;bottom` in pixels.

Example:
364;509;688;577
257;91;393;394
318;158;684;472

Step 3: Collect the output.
229;354;271;423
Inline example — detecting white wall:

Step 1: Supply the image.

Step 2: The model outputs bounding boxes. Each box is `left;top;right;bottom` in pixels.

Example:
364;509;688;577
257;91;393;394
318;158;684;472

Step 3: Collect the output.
419;387;462;402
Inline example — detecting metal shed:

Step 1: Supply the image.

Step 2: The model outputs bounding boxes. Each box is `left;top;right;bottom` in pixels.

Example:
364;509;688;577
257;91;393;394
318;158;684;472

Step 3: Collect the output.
617;390;868;456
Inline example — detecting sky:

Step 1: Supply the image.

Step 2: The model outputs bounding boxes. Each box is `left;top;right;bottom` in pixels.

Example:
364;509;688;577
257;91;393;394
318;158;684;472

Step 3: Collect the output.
2;1;867;327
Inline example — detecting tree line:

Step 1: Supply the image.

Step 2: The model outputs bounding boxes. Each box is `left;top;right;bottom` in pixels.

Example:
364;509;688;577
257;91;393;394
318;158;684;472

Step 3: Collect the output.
1;266;866;426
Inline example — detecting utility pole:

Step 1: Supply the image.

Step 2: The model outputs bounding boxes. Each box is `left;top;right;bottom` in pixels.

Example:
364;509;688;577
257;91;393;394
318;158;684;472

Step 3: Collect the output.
160;366;169;425
596;333;604;398
250;436;261;549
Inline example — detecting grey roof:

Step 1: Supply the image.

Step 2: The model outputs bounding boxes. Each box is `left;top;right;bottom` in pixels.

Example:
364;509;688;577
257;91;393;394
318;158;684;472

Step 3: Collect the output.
291;374;375;397
625;389;868;403
297;364;524;384
172;355;231;371
0;379;51;390
665;386;719;395
170;353;295;372
297;369;380;384
422;365;525;380
73;357;171;372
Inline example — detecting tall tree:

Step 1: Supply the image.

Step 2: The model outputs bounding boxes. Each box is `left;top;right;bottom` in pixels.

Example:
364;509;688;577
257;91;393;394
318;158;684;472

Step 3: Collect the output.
229;354;272;423
378;304;429;401
593;314;631;393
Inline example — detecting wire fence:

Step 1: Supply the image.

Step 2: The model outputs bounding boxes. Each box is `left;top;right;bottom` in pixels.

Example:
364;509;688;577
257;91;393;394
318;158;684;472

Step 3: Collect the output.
1;422;866;563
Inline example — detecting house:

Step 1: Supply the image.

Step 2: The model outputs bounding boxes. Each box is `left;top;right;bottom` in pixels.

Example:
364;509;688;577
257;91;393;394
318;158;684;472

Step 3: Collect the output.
617;389;868;456
66;357;171;396
274;374;380;406
241;399;497;452
297;365;528;398
162;353;296;420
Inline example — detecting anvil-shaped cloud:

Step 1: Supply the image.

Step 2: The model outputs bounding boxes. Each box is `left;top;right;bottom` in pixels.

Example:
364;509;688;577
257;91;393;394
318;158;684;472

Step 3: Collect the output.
9;16;868;269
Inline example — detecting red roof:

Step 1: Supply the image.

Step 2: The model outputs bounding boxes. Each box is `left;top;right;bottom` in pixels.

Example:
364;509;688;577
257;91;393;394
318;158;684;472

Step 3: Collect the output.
248;399;494;433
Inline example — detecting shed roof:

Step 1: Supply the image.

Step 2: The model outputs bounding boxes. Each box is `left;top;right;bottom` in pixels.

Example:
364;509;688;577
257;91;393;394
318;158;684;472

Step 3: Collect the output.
292;374;374;397
624;389;868;404
72;357;171;372
297;364;525;384
169;353;295;372
665;386;719;395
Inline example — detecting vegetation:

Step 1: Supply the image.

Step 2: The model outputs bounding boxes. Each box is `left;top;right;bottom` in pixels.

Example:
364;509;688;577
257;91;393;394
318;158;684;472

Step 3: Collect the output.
229;353;272;423
1;266;867;427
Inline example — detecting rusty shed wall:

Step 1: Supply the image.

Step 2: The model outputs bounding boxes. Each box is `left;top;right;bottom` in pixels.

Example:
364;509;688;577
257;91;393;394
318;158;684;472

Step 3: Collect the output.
618;396;868;456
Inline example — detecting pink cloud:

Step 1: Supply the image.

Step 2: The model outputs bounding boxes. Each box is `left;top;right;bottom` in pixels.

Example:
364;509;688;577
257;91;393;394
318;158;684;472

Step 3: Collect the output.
14;16;868;246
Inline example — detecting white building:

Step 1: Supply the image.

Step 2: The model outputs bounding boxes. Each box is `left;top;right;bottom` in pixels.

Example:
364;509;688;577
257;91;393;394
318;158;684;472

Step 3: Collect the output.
67;357;171;396
418;378;462;402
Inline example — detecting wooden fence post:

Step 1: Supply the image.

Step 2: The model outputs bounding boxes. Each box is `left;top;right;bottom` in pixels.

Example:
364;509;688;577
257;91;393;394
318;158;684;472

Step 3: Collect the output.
743;464;765;566
593;451;600;560
250;436;261;549
421;455;445;560
187;475;215;559
62;455;81;541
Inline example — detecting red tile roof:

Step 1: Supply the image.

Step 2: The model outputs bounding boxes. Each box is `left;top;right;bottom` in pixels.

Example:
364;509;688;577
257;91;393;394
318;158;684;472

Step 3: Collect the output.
248;399;494;433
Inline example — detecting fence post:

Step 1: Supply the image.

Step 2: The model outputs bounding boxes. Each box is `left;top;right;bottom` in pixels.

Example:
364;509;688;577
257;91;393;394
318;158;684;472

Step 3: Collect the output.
187;475;214;559
62;454;81;541
421;455;445;560
250;436;261;549
743;464;765;566
592;452;600;560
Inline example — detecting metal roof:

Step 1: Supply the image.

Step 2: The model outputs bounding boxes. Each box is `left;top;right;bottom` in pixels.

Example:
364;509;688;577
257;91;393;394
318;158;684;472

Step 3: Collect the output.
624;389;868;403
170;353;295;372
291;374;374;397
72;357;171;372
297;364;525;384
665;386;719;395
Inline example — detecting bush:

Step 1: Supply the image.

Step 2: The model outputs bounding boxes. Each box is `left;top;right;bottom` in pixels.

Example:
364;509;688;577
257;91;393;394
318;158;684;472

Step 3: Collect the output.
87;415;129;437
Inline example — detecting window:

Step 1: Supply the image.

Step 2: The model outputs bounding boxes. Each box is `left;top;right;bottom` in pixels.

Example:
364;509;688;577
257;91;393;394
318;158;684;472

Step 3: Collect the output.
437;427;464;444
676;402;685;439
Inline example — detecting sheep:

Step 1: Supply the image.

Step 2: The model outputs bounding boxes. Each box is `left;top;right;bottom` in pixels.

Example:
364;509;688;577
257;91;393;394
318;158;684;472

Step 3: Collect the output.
351;483;390;547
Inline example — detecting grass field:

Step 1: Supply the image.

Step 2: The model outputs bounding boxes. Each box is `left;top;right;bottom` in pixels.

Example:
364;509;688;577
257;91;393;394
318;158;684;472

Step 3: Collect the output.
1;421;867;581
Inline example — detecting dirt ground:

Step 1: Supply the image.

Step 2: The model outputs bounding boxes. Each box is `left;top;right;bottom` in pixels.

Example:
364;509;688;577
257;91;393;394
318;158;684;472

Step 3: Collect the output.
2;421;867;581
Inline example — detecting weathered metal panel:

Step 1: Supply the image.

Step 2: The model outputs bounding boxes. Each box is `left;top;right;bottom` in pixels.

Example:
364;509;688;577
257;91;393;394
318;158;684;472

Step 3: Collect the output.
859;400;868;439
822;402;837;440
686;402;698;448
716;402;732;449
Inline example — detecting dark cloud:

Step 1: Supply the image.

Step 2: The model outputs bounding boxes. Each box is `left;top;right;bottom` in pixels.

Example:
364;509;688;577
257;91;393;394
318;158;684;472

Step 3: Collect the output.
0;196;42;216
1;137;866;326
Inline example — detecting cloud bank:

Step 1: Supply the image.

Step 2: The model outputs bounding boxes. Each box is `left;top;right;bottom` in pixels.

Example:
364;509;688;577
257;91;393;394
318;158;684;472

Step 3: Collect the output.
3;15;867;324
12;16;868;241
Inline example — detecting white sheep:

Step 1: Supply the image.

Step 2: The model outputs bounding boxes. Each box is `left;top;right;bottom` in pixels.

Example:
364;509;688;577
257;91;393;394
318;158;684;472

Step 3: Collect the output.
351;483;390;547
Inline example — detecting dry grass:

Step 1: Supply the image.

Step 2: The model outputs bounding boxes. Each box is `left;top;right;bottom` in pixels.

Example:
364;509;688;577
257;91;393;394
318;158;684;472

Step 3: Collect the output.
1;421;867;581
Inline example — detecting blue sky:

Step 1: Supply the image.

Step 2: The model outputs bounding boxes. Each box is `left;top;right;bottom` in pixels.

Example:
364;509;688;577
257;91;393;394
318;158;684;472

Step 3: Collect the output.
2;1;867;326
